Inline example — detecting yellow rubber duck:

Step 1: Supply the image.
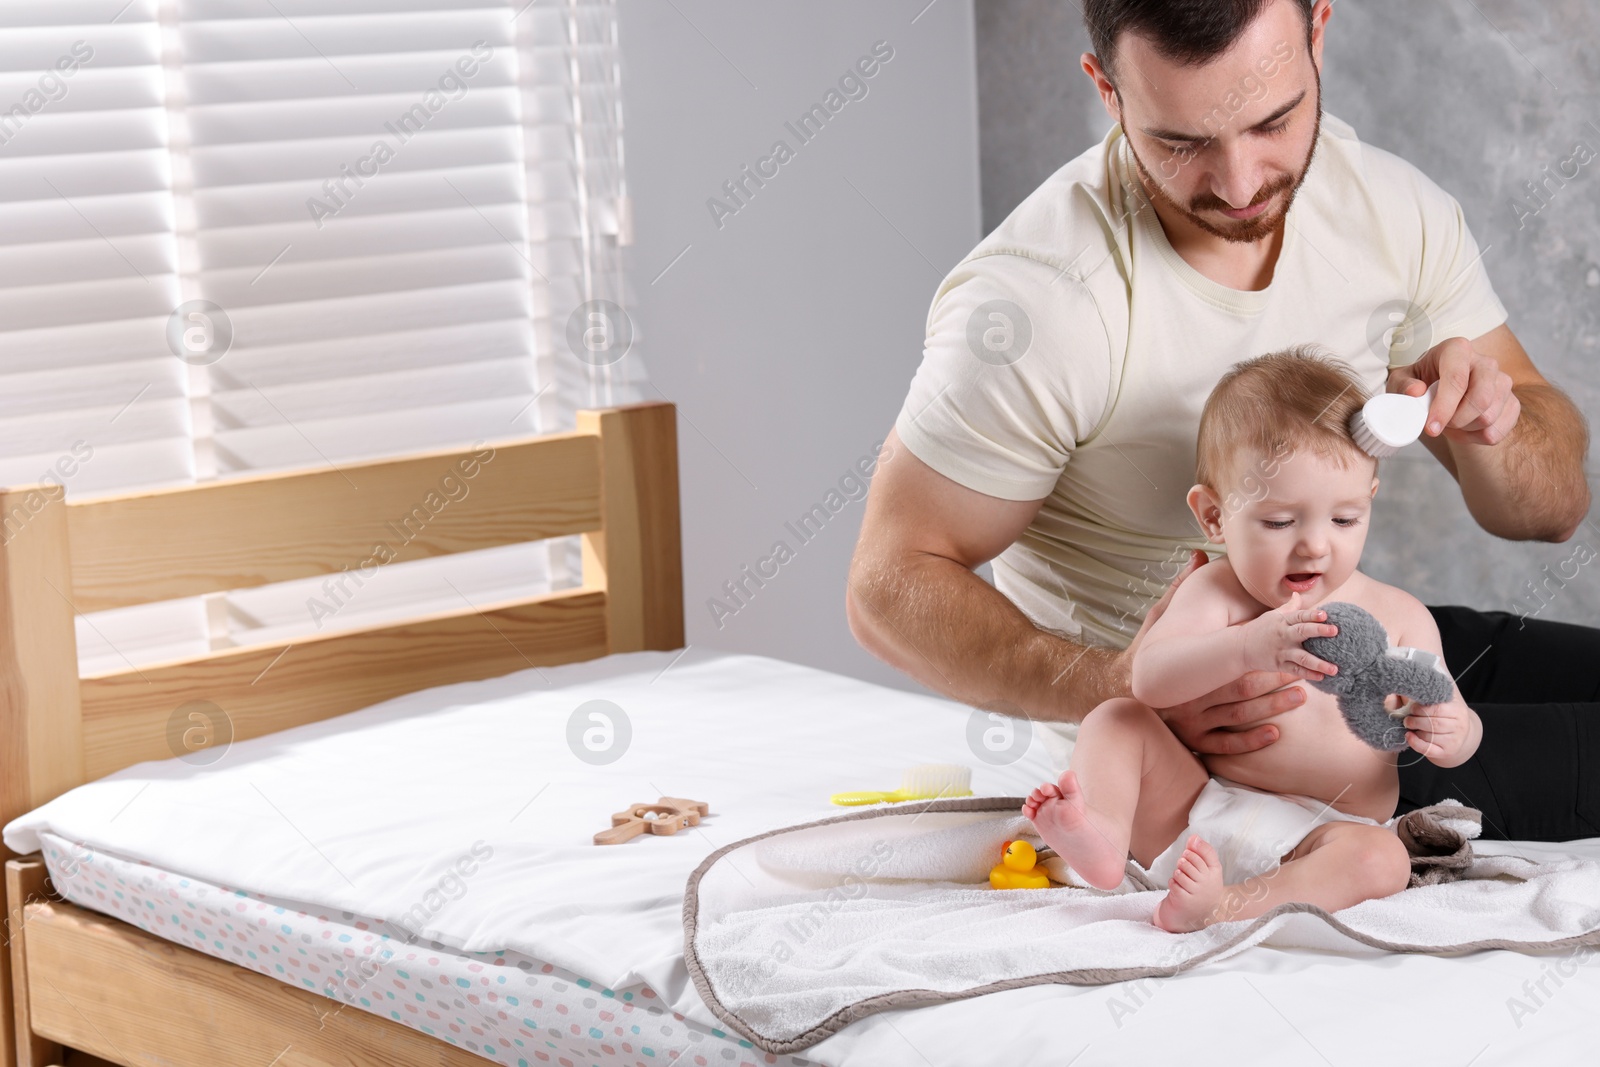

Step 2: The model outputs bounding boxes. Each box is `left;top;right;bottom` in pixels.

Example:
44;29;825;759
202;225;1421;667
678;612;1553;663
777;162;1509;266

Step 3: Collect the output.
989;839;1052;889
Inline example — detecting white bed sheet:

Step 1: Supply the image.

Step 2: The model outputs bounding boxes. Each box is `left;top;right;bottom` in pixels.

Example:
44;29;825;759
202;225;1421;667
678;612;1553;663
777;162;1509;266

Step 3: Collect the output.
7;647;1600;1066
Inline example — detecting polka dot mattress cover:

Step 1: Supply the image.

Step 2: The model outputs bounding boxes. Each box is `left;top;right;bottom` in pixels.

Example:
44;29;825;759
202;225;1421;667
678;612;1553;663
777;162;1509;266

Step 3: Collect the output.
37;830;823;1067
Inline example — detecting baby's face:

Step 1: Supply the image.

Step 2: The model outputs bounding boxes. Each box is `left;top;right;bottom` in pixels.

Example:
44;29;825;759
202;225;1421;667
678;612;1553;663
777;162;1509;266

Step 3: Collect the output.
1189;446;1379;608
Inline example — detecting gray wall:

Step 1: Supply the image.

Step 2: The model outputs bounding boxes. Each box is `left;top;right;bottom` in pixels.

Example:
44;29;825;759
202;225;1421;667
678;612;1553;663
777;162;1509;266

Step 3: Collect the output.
975;0;1600;630
617;0;981;691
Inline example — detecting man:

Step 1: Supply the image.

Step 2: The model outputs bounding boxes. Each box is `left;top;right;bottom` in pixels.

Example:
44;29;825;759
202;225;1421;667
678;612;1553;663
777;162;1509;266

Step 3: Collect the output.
847;0;1594;841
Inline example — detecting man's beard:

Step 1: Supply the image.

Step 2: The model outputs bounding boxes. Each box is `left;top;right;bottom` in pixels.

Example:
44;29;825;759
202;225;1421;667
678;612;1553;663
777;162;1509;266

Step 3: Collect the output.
1127;92;1323;245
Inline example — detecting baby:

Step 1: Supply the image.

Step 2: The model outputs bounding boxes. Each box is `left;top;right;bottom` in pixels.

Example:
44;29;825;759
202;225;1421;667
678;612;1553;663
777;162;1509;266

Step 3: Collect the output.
1023;347;1483;932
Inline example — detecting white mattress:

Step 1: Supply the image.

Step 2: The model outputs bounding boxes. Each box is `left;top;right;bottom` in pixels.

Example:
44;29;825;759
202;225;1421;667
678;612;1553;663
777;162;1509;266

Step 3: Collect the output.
33;829;784;1067
8;648;1600;1066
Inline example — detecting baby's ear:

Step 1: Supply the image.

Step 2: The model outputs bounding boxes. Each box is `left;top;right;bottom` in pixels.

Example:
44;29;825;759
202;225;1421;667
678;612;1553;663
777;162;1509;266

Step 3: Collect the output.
1186;483;1224;542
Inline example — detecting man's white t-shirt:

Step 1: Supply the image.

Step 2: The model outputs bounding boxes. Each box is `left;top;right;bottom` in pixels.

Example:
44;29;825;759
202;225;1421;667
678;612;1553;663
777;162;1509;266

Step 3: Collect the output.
894;113;1507;753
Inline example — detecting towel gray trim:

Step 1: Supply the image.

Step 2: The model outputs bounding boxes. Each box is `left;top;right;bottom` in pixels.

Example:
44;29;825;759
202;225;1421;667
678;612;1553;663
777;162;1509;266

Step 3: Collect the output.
681;796;1600;1055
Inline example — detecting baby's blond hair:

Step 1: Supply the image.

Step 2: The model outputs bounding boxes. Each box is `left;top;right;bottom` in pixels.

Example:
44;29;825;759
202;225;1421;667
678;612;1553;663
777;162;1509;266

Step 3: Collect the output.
1196;346;1375;492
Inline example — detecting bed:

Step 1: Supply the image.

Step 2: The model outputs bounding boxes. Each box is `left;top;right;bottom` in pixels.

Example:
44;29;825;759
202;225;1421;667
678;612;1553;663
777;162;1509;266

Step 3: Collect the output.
0;402;688;1067
4;400;1599;1067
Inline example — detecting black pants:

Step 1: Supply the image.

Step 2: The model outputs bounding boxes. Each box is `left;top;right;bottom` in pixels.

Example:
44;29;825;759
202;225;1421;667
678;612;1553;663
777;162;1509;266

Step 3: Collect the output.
1396;605;1600;841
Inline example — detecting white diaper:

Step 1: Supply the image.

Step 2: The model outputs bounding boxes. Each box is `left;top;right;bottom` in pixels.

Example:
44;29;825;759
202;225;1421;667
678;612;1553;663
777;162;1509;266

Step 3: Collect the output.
1135;776;1390;888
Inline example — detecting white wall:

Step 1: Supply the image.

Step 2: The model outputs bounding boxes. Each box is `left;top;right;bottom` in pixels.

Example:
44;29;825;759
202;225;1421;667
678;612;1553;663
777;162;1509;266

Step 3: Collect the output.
616;0;982;691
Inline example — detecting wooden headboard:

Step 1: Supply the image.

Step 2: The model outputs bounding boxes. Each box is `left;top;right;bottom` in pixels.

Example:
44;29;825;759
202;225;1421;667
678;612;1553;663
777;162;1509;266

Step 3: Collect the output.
0;400;683;834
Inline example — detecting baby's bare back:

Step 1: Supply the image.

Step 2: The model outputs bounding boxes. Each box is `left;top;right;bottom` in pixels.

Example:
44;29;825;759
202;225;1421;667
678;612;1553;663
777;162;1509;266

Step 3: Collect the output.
1201;567;1406;823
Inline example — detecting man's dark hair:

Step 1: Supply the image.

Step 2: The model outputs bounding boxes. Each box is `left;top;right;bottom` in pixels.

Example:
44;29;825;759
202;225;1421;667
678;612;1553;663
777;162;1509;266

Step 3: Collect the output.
1084;0;1315;84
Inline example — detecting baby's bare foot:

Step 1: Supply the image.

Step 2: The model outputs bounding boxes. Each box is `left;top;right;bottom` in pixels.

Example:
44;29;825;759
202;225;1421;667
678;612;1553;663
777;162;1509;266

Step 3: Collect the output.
1153;836;1224;933
1021;770;1126;891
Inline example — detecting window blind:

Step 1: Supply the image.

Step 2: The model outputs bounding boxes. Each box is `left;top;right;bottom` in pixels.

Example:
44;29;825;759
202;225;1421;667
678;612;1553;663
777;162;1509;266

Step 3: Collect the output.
0;0;644;671
0;3;190;497
516;0;640;430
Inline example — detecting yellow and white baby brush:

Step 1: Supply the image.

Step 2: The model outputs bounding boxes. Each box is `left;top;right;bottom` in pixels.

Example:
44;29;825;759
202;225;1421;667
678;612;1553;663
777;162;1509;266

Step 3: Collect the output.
830;764;973;806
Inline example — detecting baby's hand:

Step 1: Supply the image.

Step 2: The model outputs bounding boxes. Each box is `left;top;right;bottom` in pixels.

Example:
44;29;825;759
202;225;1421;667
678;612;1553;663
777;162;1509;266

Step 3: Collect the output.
1404;699;1480;767
1237;592;1341;682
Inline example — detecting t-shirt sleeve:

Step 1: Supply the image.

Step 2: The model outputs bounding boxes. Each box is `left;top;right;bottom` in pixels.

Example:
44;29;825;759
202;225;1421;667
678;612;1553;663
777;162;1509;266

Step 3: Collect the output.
893;253;1114;502
1393;167;1508;368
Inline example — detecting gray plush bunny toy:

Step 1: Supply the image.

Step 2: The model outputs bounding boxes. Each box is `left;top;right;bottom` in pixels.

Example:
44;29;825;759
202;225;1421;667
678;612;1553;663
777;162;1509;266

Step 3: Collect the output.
1300;602;1455;751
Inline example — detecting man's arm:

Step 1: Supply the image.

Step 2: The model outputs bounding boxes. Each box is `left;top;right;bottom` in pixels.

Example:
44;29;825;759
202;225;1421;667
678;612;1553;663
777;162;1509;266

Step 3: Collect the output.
845;426;1127;725
1401;325;1590;542
848;426;1314;744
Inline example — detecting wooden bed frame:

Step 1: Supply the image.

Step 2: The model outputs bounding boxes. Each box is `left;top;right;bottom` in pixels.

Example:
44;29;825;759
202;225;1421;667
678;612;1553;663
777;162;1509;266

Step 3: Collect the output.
0;401;684;1067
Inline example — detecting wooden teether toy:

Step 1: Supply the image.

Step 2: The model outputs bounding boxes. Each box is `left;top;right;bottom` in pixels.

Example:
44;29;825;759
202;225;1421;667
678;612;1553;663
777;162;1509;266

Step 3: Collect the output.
593;796;710;845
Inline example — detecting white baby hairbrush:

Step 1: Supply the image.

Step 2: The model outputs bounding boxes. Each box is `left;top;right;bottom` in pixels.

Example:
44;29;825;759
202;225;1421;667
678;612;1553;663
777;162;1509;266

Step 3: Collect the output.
1350;381;1439;458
